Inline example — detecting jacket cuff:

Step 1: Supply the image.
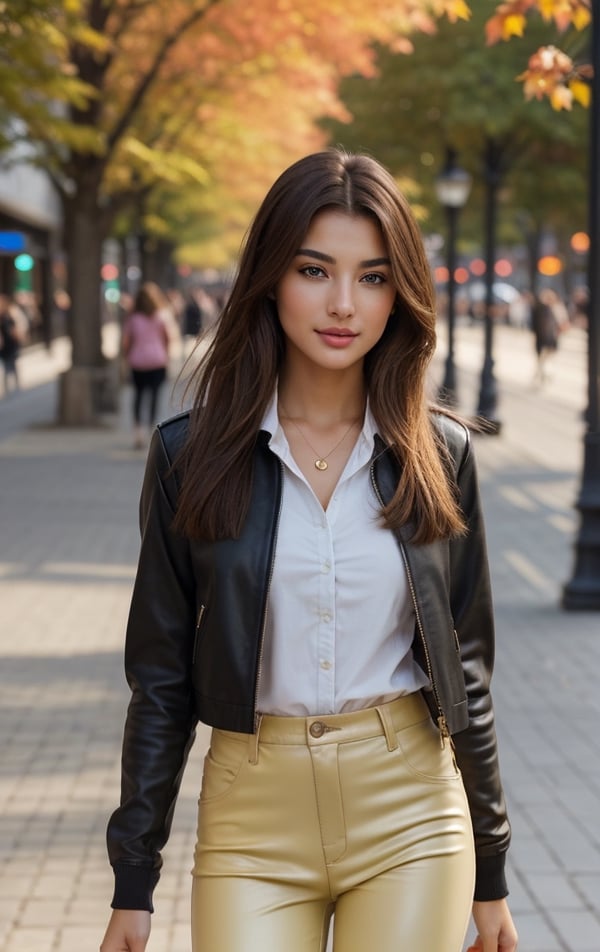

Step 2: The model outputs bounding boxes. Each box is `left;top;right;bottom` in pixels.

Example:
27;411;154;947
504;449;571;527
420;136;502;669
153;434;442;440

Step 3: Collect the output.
474;852;508;901
111;863;160;912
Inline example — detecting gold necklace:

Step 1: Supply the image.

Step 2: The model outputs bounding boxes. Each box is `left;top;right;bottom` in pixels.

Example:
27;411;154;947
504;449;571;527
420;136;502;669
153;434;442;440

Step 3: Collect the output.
279;407;359;471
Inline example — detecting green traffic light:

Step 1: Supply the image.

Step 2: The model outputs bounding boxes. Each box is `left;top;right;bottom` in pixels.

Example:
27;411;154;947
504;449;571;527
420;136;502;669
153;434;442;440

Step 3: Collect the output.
14;253;34;272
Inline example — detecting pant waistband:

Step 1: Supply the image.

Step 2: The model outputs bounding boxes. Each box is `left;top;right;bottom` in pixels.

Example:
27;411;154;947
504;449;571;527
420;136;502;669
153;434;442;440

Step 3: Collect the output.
251;693;430;747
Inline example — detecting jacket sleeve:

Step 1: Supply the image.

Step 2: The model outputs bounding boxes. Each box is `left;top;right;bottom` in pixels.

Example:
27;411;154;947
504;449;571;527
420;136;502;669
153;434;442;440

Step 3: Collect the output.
448;427;511;901
106;427;198;912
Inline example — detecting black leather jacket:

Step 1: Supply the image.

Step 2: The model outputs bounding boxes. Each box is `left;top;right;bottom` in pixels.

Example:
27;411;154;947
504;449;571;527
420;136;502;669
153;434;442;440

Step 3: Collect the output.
107;410;510;911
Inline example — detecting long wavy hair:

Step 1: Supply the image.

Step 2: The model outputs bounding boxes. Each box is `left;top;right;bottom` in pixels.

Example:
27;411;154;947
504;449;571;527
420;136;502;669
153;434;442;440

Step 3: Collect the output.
174;149;465;543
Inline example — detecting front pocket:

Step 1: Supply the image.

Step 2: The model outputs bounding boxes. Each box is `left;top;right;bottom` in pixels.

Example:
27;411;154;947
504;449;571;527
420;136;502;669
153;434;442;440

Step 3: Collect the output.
199;730;248;803
395;717;459;783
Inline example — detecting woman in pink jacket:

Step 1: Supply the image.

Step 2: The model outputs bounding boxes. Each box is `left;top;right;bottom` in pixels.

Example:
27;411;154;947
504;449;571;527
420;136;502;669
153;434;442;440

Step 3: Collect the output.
122;283;170;448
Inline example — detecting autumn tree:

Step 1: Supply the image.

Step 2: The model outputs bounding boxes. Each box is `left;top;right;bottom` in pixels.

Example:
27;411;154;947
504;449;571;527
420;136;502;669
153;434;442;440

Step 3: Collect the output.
325;3;586;266
1;0;469;423
0;1;98;151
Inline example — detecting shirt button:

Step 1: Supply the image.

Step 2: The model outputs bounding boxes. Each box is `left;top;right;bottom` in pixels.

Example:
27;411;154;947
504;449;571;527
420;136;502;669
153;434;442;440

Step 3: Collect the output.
320;660;332;670
321;562;331;574
321;612;331;623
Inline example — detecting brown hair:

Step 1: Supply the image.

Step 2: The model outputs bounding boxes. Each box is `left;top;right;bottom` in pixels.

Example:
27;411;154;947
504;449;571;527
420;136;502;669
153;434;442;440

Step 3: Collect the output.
133;282;164;316
174;149;465;543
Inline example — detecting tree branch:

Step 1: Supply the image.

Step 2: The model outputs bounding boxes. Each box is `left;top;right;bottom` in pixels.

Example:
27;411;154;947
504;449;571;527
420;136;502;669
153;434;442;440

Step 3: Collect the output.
106;0;222;158
109;0;156;45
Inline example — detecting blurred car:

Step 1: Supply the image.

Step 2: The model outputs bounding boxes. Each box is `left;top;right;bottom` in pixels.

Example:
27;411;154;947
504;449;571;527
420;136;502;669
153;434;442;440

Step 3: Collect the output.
468;281;520;304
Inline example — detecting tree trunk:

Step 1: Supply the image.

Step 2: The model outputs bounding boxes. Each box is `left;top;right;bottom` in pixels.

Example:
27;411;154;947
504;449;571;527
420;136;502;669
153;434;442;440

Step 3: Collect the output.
65;191;104;366
141;235;177;289
58;187;119;424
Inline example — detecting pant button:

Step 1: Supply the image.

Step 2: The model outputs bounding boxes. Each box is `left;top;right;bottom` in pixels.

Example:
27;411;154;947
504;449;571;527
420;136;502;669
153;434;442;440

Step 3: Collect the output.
309;721;325;738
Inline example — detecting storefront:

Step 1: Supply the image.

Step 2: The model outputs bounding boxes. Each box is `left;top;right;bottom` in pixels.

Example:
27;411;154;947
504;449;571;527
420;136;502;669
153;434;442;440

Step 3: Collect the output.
0;160;62;346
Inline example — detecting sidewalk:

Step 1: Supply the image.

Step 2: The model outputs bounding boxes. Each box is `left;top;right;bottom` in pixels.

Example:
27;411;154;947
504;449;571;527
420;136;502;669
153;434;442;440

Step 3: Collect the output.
0;321;599;951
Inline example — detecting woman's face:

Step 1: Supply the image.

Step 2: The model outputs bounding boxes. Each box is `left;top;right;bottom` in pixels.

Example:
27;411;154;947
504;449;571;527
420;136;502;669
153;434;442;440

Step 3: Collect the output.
274;209;396;376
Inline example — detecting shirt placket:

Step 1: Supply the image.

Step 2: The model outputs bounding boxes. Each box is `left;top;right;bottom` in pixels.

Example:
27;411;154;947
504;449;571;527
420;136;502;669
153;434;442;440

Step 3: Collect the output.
316;505;336;713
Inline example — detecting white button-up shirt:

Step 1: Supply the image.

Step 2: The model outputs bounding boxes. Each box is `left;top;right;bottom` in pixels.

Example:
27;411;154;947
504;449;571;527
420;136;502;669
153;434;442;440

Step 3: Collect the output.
257;394;429;716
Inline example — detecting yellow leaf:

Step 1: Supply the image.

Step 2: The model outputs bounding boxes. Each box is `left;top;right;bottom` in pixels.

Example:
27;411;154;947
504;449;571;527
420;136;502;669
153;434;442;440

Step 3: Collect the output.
538;0;557;21
569;78;591;108
503;14;526;40
572;6;592;31
444;0;471;24
550;84;573;110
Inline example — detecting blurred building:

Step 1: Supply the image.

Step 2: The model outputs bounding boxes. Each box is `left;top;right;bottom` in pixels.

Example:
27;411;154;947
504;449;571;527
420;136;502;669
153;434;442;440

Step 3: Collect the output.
0;139;62;345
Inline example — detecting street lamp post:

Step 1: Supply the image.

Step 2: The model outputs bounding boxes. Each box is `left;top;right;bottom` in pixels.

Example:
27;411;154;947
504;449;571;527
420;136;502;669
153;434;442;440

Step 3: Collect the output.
563;0;600;610
476;137;504;433
435;149;472;407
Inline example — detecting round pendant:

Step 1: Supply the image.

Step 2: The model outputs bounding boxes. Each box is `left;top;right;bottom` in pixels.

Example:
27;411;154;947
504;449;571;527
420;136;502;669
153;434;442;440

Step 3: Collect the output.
314;458;328;471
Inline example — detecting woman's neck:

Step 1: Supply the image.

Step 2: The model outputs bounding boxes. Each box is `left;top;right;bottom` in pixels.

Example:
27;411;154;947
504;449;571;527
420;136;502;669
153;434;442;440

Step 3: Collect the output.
278;367;366;425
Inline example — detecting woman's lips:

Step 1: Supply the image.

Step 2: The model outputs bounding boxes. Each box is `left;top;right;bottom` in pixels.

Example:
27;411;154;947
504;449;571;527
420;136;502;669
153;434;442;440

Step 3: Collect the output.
316;328;358;348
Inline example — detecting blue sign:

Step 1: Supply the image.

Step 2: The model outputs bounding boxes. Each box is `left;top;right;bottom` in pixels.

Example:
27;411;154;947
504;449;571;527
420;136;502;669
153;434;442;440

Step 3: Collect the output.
0;231;26;253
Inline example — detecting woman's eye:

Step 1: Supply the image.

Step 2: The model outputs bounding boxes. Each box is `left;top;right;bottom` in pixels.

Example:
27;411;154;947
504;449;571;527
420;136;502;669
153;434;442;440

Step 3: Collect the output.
300;265;326;278
362;272;386;285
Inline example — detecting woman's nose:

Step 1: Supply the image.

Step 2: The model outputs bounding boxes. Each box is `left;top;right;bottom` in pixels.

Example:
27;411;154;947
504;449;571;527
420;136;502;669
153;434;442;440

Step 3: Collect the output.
327;280;355;319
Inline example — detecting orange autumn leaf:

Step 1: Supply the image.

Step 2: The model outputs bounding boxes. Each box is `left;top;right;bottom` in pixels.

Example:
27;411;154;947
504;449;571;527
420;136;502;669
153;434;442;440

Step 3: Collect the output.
538;0;591;32
487;0;590;44
485;3;532;45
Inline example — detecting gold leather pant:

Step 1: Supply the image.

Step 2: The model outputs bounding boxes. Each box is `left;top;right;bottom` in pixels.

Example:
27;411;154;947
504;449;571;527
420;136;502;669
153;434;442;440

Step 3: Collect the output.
192;694;475;952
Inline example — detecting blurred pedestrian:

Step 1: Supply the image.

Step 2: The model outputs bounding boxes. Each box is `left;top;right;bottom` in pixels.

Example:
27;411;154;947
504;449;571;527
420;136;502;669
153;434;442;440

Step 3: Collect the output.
508;290;532;329
531;288;568;384
0;294;24;396
101;150;517;952
182;288;204;338
570;286;589;328
122;283;170;449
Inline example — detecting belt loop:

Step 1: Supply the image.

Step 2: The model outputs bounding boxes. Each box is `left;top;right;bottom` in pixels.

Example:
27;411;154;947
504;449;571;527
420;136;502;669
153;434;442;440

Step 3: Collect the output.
375;704;398;752
248;715;262;765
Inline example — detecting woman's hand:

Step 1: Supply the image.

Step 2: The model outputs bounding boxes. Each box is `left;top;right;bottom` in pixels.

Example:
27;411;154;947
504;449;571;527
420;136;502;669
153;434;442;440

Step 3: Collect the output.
100;909;151;952
470;898;518;952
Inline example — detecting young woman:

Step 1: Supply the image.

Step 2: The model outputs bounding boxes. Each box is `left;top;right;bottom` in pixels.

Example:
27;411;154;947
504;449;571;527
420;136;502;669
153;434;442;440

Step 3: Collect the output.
122;282;170;448
101;150;518;952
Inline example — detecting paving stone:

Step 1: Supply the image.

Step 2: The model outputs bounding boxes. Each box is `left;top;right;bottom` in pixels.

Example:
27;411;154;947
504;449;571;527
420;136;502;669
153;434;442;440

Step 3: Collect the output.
544;909;600;951
526;873;585;911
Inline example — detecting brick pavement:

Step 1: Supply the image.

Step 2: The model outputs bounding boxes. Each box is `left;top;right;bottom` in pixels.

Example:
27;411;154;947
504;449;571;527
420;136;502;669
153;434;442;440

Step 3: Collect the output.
0;322;599;952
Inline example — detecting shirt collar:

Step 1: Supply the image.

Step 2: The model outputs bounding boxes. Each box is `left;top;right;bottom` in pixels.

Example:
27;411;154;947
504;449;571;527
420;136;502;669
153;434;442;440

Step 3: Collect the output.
261;389;379;463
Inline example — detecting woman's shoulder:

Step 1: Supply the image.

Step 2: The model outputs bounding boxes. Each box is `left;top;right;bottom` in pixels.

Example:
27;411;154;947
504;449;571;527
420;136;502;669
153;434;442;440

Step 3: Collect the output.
124;311;146;328
156;411;191;462
429;408;471;466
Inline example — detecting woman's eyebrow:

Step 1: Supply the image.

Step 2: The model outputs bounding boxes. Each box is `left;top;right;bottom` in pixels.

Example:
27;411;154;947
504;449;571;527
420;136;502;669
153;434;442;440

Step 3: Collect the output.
296;248;391;268
296;248;334;263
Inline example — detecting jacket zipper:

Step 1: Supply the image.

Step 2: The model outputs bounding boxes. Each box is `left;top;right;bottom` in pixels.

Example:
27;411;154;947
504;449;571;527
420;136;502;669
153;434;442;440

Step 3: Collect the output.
369;464;451;749
253;459;284;731
192;604;206;665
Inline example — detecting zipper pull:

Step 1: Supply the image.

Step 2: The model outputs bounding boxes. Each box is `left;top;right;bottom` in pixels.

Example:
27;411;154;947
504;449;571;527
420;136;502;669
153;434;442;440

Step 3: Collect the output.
437;714;450;749
192;604;206;665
